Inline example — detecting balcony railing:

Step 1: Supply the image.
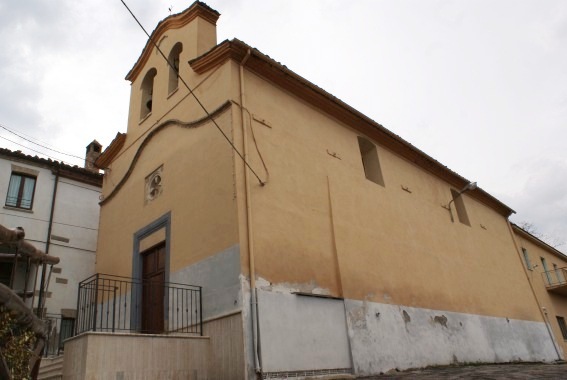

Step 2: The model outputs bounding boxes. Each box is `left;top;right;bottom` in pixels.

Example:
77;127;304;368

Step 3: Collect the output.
43;313;74;357
542;267;567;296
75;274;202;336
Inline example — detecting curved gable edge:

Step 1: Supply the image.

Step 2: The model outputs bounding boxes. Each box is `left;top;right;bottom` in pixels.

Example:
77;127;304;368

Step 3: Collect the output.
99;100;231;206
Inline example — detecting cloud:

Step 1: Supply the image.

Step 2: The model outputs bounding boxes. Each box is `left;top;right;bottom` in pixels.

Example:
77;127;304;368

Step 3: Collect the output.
507;158;567;251
0;0;144;164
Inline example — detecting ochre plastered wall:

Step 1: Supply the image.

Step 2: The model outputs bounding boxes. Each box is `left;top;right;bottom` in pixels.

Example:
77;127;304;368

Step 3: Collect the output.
96;110;238;276
514;230;567;356
237;66;544;322
99;17;227;201
96;15;239;277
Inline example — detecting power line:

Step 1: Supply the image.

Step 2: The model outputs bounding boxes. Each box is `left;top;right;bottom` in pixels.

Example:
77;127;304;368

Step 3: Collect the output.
0;122;102;168
0;122;85;162
118;0;265;186
0;123;62;151
0;134;71;163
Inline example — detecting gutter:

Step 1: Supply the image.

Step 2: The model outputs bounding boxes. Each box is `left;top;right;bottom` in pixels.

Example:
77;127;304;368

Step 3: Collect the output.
240;48;262;375
36;166;59;318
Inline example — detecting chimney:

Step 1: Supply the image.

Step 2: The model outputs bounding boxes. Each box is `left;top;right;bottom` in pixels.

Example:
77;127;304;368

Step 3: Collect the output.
85;140;102;173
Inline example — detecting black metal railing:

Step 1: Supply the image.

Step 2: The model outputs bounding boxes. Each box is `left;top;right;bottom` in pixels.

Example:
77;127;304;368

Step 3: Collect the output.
43;314;75;356
542;267;567;288
75;274;202;336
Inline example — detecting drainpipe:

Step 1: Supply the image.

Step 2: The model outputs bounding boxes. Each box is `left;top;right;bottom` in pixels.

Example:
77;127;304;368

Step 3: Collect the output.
505;220;562;360
240;48;262;375
36;166;59;318
542;306;563;360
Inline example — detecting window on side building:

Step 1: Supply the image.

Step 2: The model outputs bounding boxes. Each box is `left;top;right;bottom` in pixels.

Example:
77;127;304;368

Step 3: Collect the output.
521;248;532;270
556;316;567;340
5;172;36;210
541;257;552;285
357;136;385;186
553;263;565;284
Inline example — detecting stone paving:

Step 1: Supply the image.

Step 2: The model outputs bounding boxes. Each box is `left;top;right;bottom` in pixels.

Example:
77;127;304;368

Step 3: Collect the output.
360;362;567;379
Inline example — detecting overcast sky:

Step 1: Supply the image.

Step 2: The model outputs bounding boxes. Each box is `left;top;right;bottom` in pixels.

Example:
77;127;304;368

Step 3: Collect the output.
0;0;566;250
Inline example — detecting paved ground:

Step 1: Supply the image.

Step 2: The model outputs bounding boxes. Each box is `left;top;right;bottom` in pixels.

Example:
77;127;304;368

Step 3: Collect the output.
360;362;567;379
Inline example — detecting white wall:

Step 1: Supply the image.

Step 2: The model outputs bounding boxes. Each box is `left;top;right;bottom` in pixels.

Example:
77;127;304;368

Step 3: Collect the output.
43;176;101;316
0;159;55;244
257;289;352;374
345;299;559;375
0;155;101;317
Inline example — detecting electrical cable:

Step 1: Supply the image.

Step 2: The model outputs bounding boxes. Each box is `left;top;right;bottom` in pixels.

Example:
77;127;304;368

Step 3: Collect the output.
0;123;71;155
118;0;265;186
0;134;70;163
58;179;102;193
234;101;270;182
0;122;86;162
0;211;99;231
0;124;99;168
107;60;222;166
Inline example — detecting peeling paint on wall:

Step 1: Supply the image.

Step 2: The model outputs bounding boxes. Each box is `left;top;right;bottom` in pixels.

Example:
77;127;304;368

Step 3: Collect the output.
344;299;558;375
433;315;448;328
402;310;411;323
239;274;256;380
348;301;368;330
254;276;332;296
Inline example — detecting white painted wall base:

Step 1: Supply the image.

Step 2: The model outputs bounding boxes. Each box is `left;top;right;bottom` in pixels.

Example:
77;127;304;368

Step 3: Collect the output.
345;299;559;375
257;289;352;373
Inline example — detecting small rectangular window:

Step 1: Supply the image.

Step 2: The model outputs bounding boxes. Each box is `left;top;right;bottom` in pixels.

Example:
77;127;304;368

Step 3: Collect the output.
357;136;385;186
556;316;567;340
5;173;36;210
521;248;532;270
450;189;470;226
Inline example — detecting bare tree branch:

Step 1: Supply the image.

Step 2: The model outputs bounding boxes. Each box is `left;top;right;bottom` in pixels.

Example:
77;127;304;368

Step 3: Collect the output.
518;221;565;249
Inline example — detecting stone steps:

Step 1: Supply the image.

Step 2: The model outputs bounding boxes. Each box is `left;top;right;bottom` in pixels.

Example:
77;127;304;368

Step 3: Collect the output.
37;355;64;380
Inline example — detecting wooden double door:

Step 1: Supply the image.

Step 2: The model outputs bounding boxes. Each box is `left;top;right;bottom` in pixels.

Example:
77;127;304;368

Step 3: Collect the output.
141;243;165;334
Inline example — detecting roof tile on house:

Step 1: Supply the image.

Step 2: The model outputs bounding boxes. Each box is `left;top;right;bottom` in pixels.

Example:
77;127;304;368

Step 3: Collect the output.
0;147;103;187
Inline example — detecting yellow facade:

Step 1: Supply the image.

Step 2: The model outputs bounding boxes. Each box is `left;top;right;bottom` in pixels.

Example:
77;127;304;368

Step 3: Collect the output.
92;2;566;378
241;68;540;320
96;5;238;278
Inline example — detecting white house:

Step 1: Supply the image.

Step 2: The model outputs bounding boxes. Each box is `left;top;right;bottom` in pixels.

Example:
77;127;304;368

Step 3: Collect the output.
0;142;102;355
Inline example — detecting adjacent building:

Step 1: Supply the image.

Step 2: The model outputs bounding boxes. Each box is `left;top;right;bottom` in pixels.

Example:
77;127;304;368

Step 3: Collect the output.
512;224;567;359
63;2;566;379
0;144;103;355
